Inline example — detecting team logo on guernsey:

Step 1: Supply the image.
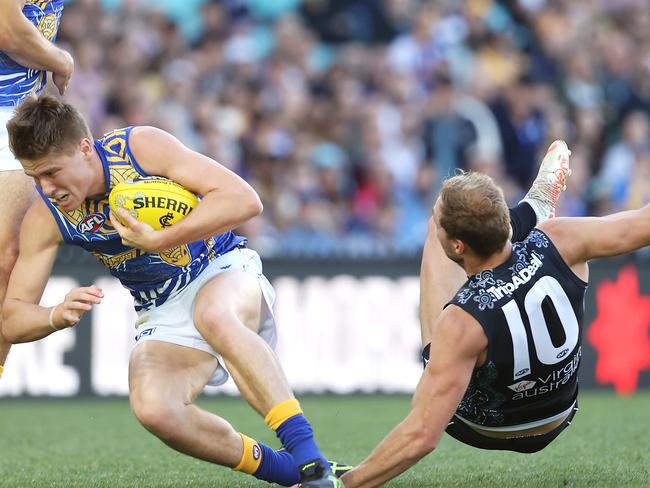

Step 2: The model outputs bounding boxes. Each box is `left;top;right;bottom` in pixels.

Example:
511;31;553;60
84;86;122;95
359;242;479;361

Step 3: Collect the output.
487;252;543;300
38;13;58;41
77;213;106;234
159;245;191;267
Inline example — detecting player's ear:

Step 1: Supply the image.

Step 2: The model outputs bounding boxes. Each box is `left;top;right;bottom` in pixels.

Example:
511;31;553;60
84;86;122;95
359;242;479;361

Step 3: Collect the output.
79;138;93;157
453;239;465;255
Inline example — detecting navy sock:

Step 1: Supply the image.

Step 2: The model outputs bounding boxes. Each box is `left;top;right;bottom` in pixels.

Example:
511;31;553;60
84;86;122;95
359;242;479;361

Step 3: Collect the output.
276;414;330;469
252;443;299;486
509;202;537;242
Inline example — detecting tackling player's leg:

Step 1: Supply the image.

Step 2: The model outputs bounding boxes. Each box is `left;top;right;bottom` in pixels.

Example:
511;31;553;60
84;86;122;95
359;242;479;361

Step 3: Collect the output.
521;140;572;223
510;140;572;242
419;217;467;345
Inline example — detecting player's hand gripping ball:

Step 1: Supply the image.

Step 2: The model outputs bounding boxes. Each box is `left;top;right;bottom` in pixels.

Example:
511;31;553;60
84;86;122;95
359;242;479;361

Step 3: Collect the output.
108;177;199;230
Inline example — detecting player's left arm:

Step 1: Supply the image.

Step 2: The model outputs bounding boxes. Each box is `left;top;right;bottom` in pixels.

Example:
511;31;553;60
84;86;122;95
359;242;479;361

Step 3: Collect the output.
340;307;486;488
110;126;262;252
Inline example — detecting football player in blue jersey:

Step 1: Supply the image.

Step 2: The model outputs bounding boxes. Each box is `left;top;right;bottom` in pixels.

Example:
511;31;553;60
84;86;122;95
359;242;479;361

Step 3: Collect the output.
0;0;73;381
2;95;341;487
338;144;650;487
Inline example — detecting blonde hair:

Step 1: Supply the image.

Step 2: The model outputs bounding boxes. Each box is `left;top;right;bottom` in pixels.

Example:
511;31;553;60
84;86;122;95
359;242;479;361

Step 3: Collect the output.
439;171;510;258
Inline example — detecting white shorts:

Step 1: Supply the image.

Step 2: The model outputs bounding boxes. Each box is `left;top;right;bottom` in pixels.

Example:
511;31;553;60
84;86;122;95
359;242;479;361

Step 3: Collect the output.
133;247;277;386
0;107;22;171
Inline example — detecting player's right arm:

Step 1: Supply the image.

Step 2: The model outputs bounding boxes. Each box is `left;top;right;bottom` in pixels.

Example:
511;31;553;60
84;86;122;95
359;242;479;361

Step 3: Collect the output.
340;307;486;488
1;198;102;343
539;204;650;277
0;0;73;94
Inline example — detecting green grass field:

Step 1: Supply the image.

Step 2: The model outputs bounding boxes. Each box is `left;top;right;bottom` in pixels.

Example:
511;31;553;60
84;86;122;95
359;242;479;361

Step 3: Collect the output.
0;392;648;487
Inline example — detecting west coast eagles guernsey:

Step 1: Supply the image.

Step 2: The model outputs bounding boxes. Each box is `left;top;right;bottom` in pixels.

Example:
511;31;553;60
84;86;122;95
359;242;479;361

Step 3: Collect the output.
37;127;246;311
447;230;587;427
0;0;64;106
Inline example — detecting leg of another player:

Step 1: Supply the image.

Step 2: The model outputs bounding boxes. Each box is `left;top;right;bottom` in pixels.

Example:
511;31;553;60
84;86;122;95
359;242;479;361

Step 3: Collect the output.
510;140;573;243
419;217;467;347
193;270;334;483
0;171;35;378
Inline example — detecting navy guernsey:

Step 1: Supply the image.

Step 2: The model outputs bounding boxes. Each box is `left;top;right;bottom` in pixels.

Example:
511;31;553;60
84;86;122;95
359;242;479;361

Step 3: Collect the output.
447;229;587;427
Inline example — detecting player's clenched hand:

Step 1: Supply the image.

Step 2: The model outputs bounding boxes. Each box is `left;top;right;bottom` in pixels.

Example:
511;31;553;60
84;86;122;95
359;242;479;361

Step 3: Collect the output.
52;49;74;96
51;285;104;329
110;208;163;253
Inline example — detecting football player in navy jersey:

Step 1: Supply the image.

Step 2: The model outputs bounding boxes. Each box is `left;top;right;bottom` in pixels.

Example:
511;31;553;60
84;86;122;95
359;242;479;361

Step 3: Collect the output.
0;0;73;381
2;95;342;487
337;138;650;487
341;143;650;487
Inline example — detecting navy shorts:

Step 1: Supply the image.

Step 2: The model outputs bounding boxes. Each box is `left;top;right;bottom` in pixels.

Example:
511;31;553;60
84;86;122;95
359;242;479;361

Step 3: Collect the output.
445;401;579;454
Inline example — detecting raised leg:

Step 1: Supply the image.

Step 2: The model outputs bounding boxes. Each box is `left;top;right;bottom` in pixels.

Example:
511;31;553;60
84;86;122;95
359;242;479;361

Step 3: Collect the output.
419;217;467;346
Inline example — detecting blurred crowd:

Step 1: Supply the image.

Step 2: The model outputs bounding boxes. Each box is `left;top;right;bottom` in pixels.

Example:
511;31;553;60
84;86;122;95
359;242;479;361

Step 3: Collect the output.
55;0;650;256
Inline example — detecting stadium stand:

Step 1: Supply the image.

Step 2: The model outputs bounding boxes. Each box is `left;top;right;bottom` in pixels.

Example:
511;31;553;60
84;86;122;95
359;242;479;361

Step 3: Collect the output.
55;0;650;256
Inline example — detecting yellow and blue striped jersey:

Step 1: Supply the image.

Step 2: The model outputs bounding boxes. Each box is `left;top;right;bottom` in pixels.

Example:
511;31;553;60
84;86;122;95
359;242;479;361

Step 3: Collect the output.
0;0;64;106
37;127;246;311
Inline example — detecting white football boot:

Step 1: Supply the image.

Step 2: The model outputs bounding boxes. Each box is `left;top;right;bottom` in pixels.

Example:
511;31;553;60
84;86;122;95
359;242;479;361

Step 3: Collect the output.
521;140;572;223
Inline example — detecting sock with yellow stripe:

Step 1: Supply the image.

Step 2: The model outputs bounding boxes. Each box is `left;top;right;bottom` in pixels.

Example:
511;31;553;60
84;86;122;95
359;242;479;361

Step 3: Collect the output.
234;433;299;486
266;399;330;470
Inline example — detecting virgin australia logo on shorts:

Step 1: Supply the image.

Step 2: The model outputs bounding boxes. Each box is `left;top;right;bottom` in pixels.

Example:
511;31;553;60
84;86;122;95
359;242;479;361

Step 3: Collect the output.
508;380;537;392
135;327;157;342
487;253;543;300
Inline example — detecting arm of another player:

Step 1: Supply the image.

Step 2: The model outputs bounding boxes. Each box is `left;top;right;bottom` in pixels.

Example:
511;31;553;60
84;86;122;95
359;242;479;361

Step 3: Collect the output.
1;199;103;343
113;126;262;252
340;308;487;488
0;0;73;95
538;203;650;279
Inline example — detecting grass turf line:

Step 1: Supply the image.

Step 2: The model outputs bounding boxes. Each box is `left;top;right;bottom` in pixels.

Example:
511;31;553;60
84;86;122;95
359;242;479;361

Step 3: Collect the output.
0;391;647;487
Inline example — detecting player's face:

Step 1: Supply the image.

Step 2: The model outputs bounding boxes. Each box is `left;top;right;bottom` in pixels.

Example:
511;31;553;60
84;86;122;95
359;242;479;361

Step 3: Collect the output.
21;139;98;211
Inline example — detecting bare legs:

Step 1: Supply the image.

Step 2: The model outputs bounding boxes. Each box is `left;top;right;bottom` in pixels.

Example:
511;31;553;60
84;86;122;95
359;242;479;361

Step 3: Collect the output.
129;269;297;468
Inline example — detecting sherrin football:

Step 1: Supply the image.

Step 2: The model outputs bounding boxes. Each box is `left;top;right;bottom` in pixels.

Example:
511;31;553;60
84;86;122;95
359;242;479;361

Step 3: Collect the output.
109;177;199;230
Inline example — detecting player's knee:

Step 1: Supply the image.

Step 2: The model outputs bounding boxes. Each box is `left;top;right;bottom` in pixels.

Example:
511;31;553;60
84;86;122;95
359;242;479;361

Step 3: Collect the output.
195;304;241;344
131;393;183;441
196;275;261;333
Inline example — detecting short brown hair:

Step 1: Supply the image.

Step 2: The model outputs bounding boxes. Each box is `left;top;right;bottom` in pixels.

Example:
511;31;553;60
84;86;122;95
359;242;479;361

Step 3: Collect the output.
438;171;510;258
7;95;92;160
